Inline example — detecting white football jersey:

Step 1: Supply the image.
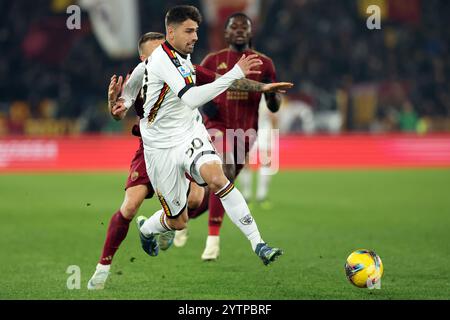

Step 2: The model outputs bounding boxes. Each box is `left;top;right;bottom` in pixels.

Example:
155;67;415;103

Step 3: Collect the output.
139;41;202;149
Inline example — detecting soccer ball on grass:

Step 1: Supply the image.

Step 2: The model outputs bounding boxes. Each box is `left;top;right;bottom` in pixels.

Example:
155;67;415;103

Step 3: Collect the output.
345;249;383;289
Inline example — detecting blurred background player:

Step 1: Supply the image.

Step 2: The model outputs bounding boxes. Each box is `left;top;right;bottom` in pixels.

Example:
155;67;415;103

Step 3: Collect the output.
174;13;283;261
239;94;278;209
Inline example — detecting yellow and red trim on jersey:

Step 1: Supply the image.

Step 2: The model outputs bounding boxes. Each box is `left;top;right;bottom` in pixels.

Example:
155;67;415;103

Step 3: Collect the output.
162;42;176;59
147;83;169;125
184;74;194;85
161;42;194;86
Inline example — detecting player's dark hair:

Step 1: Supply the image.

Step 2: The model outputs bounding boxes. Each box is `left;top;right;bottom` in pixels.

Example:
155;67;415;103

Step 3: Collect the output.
224;12;252;29
138;32;165;54
165;5;202;28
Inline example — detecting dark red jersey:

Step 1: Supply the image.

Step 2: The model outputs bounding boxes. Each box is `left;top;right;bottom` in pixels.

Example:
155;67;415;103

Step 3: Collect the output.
200;48;277;131
195;64;217;86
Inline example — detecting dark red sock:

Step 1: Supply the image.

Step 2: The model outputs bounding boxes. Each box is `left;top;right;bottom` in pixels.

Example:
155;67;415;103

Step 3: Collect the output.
99;210;131;265
188;190;210;219
208;192;225;236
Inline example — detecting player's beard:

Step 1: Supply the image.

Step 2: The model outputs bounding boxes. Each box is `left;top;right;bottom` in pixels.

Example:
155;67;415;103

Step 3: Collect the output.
231;33;251;51
186;42;195;53
232;42;249;52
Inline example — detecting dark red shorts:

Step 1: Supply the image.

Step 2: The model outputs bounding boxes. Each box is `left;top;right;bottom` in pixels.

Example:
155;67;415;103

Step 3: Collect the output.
125;139;155;199
205;121;257;176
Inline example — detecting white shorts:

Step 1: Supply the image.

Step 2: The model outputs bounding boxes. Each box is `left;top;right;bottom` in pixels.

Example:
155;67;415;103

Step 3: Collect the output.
143;124;221;218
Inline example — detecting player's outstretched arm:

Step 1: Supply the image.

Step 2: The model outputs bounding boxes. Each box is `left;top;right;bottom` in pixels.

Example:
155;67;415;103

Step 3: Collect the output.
227;76;293;113
229;79;294;93
180;54;262;109
120;62;146;110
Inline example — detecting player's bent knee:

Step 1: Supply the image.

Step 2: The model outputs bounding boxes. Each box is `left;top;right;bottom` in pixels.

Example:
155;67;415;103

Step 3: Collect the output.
207;174;229;194
188;196;201;210
187;186;204;209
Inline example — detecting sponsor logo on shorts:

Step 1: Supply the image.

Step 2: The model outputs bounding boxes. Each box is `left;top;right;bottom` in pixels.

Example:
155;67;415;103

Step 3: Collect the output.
239;214;253;225
131;171;139;182
172;198;181;207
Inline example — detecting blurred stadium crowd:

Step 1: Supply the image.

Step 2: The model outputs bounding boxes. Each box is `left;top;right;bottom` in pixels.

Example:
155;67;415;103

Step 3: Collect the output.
0;0;449;136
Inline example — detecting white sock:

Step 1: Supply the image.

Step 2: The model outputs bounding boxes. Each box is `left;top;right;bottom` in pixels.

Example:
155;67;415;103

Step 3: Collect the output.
140;209;173;236
256;166;272;201
96;263;110;272
239;167;252;201
216;182;263;251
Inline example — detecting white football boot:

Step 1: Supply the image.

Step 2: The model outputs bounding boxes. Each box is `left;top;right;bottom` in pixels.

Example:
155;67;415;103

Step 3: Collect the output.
173;227;189;247
87;264;110;290
201;235;220;261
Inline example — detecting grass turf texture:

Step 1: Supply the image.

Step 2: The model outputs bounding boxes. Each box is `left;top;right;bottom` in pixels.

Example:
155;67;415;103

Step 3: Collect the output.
0;169;449;300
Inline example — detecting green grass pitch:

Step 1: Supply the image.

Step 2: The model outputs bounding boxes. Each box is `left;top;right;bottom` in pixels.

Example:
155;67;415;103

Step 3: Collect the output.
0;169;449;299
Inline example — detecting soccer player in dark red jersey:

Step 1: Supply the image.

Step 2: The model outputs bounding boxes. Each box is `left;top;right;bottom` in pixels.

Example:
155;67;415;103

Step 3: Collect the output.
180;13;288;261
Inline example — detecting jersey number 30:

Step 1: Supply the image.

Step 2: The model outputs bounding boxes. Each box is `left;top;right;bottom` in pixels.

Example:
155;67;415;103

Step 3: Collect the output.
185;138;204;158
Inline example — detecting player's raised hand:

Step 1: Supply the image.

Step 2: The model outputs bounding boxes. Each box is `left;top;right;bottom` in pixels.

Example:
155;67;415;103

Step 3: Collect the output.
111;98;127;121
236;54;263;76
108;75;123;104
262;82;294;94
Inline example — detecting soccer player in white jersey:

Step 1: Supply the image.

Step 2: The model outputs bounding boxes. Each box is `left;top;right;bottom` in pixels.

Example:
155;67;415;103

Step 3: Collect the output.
136;5;283;265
